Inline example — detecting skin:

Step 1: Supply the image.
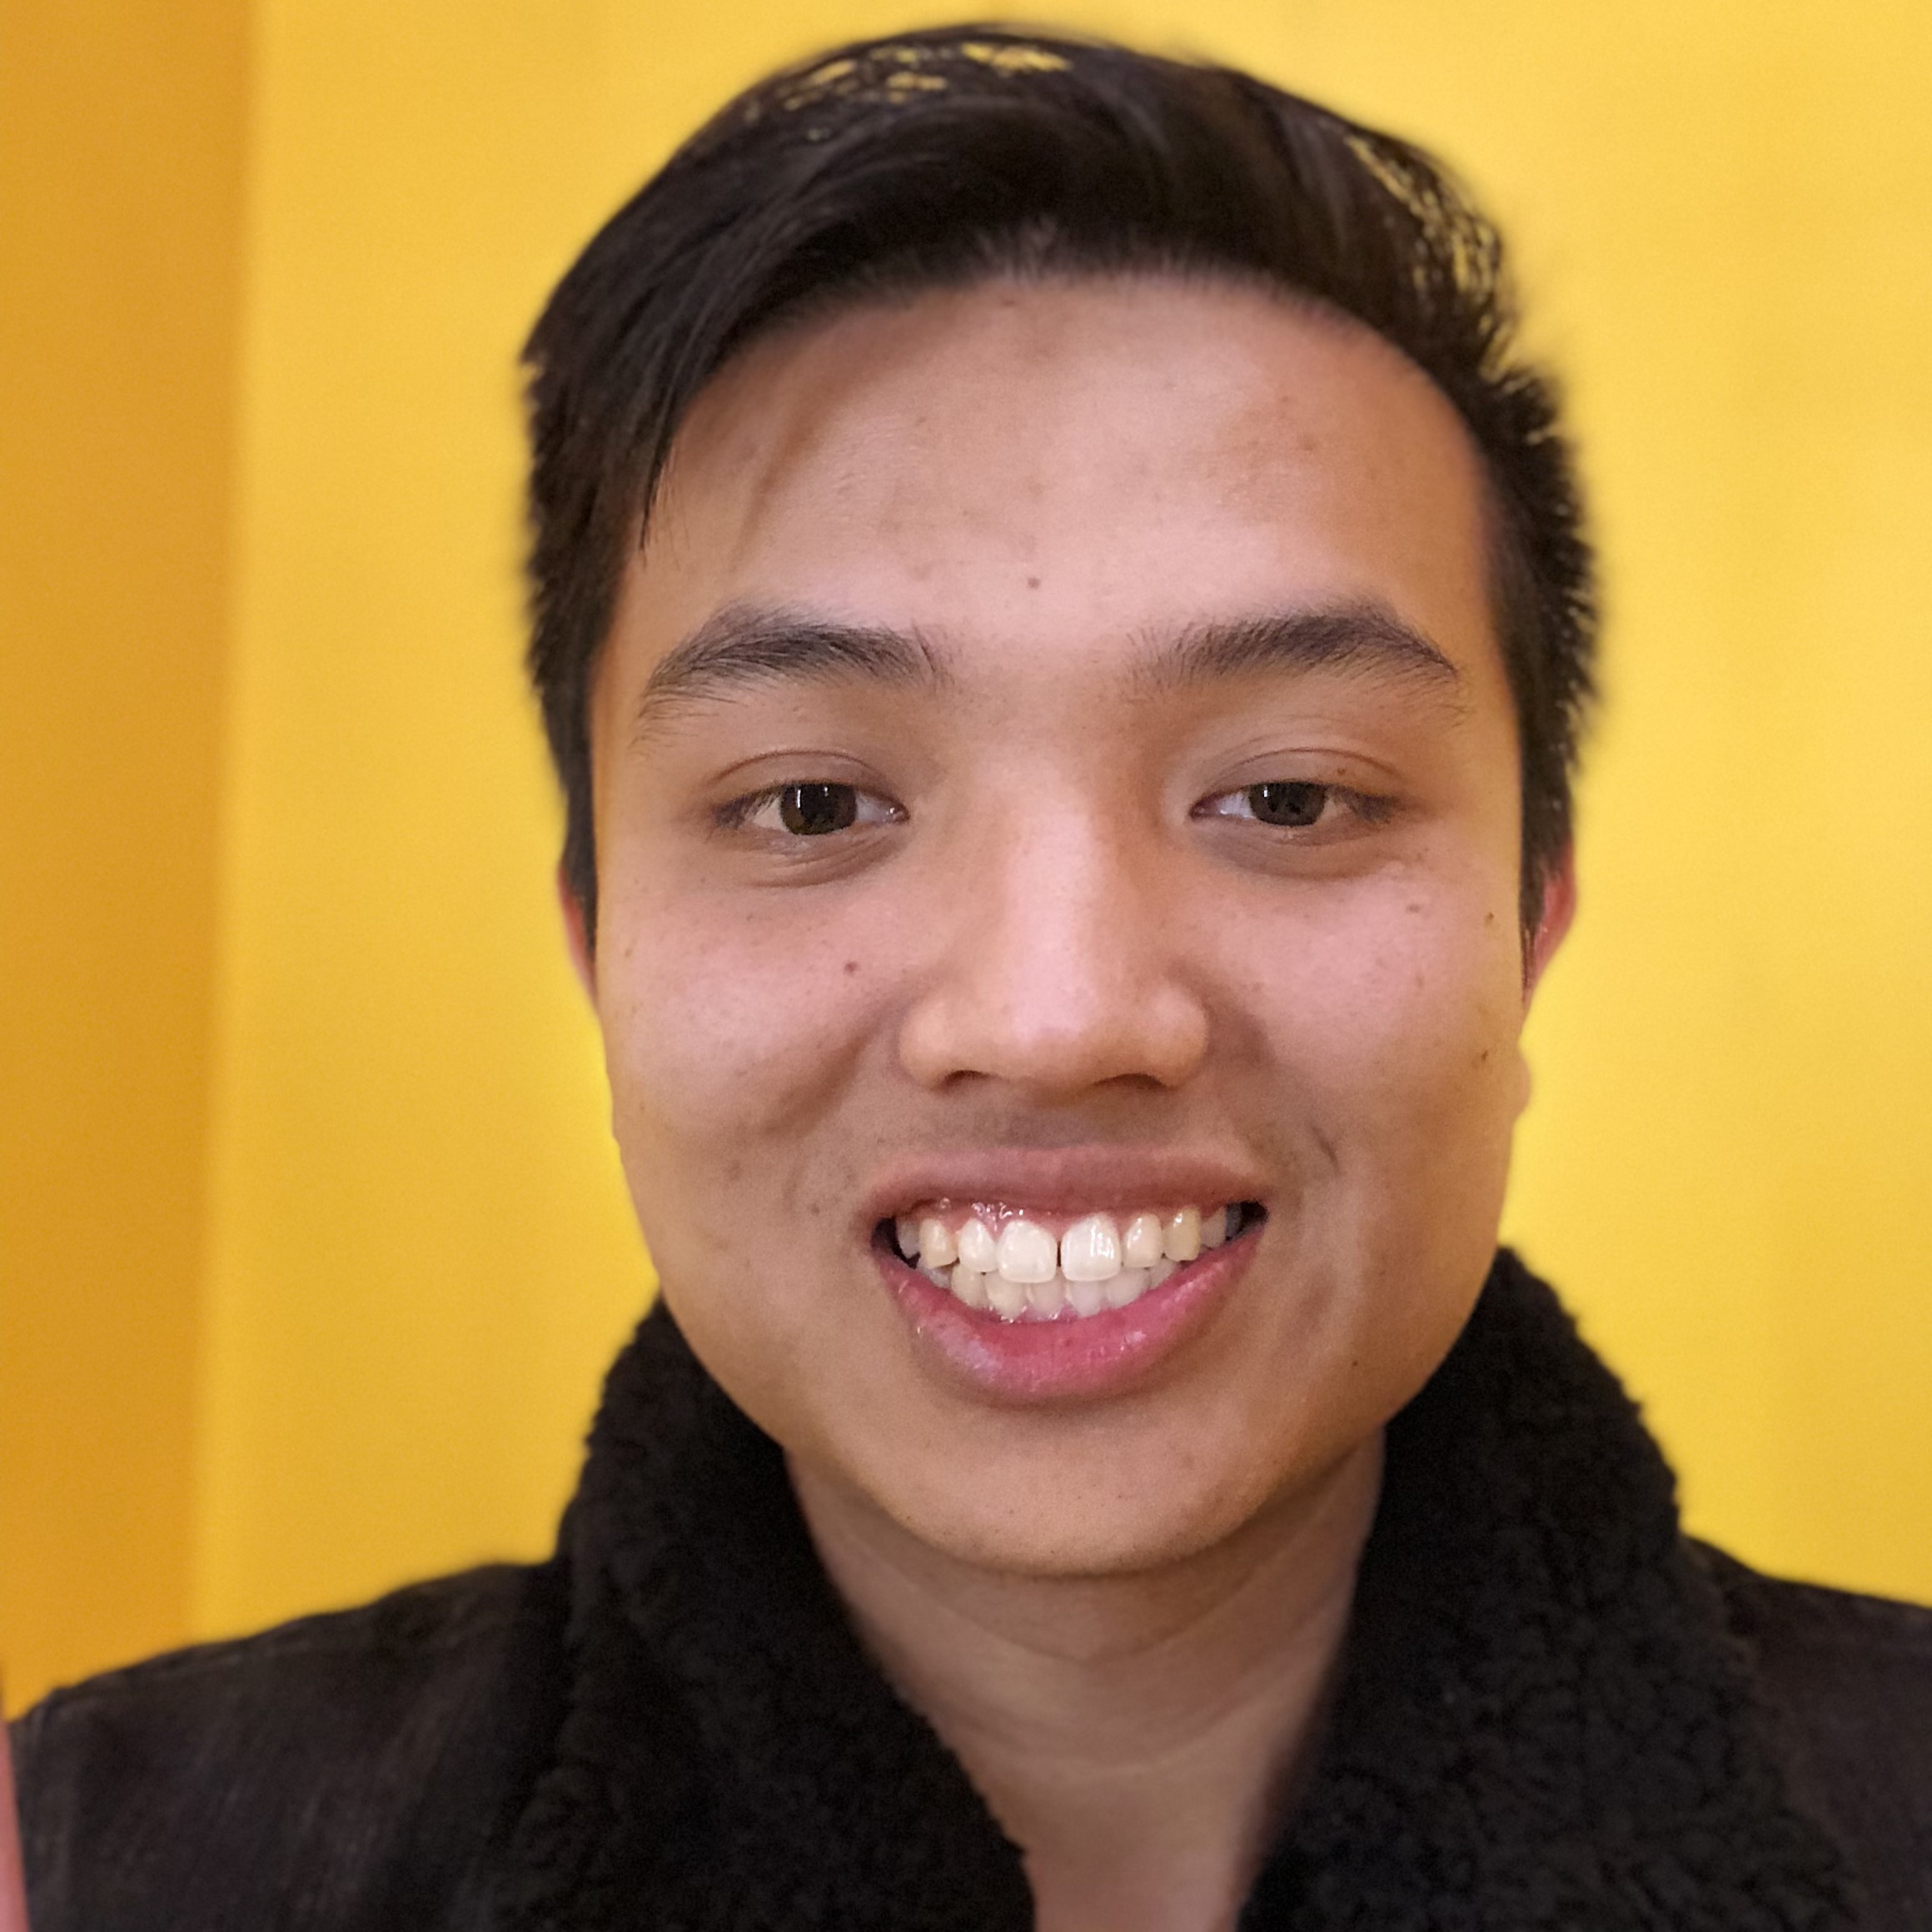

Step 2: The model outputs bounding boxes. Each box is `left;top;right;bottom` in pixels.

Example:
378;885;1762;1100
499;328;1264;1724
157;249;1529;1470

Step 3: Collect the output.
0;1694;24;1932
570;275;1573;1929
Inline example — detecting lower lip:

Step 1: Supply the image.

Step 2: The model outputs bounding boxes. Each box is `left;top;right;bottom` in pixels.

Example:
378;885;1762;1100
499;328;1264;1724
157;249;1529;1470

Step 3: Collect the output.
878;1234;1256;1403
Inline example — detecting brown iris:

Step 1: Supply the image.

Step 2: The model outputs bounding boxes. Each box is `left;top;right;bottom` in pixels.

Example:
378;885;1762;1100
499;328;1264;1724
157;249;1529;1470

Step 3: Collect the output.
778;783;859;835
1246;782;1327;827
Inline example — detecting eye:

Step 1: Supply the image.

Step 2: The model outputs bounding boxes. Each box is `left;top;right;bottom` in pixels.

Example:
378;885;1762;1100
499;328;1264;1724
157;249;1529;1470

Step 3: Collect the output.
1193;779;1397;837
779;782;857;835
720;780;904;837
1202;781;1334;828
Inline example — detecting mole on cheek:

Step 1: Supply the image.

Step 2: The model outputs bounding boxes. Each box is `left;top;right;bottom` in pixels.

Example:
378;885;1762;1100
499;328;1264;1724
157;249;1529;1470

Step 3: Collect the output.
844;959;860;976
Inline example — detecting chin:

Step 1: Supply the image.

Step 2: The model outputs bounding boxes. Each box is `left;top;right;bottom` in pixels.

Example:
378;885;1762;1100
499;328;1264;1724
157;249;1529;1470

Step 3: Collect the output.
904;1501;1228;1581
869;1428;1302;1581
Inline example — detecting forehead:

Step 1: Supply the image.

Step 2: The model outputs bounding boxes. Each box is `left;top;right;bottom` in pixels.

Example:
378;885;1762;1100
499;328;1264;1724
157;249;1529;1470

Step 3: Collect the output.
625;274;1500;690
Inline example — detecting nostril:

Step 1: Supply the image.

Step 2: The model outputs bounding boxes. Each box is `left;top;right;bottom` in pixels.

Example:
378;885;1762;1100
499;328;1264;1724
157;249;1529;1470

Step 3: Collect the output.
895;966;1211;1098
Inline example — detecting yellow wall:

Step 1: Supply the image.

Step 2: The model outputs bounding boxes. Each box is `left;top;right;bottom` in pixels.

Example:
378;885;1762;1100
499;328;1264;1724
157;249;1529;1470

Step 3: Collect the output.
1;0;249;1707
7;0;1932;1710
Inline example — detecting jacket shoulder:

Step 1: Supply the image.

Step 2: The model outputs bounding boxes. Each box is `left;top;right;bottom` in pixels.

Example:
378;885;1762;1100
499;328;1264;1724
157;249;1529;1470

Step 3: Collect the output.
12;1561;569;1932
1696;1541;1932;1922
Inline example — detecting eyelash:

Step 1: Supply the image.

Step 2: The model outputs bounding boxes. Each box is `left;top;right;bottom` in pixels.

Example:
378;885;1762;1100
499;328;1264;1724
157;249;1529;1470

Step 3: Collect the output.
714;781;904;836
716;778;1394;838
1193;781;1397;832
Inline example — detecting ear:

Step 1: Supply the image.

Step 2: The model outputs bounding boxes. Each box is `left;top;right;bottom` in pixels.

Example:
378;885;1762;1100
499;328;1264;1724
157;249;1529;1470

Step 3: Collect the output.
1525;843;1576;998
557;864;596;1003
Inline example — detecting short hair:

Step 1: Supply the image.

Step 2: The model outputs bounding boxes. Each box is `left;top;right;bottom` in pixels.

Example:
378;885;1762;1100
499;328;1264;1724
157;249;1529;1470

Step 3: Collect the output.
524;24;1595;943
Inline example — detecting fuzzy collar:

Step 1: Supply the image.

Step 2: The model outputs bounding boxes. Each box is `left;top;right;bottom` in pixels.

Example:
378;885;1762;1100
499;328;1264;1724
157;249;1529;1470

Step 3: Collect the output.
497;1252;1855;1929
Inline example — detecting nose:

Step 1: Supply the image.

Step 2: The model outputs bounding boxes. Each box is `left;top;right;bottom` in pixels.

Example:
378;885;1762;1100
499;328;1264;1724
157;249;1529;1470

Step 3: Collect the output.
897;799;1210;1098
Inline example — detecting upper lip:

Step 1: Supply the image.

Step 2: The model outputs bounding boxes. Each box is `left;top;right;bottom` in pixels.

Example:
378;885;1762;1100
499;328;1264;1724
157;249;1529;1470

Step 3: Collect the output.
858;1143;1268;1235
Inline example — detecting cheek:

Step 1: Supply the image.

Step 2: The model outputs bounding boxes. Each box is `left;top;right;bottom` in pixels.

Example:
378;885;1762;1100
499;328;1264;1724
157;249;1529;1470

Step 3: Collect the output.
593;879;888;1184
1234;874;1527;1183
590;875;910;1445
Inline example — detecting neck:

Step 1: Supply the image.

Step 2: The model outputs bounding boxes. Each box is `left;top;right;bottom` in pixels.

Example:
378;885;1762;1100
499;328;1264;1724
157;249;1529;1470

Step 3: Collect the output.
789;1437;1382;1932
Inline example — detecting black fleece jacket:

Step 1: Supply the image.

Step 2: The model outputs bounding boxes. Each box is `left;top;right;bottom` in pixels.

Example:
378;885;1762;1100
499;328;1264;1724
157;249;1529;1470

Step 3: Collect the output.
14;1253;1932;1928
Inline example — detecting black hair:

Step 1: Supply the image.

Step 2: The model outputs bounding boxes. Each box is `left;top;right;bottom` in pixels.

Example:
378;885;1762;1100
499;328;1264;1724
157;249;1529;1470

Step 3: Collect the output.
523;24;1595;943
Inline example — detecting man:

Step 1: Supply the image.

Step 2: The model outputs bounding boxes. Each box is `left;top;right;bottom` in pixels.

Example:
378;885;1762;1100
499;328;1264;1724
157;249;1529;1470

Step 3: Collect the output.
12;25;1932;1929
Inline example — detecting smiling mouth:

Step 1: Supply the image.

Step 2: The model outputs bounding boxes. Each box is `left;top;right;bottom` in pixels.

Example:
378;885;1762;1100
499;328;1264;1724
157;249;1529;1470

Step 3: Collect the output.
877;1201;1266;1322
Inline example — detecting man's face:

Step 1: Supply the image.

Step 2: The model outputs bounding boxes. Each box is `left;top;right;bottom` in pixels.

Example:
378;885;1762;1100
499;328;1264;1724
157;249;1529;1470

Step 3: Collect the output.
582;276;1562;1576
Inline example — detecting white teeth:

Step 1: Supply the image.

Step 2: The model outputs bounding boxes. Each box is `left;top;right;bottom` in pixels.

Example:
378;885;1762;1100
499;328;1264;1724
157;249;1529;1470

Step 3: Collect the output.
1123;1212;1164;1268
1028;1273;1067;1318
985;1272;1028;1320
1066;1276;1108;1317
918;1216;958;1268
956;1217;998;1272
951;1266;992;1311
1059;1213;1122;1282
996;1218;1058;1284
1163;1207;1201;1262
906;1203;1248;1322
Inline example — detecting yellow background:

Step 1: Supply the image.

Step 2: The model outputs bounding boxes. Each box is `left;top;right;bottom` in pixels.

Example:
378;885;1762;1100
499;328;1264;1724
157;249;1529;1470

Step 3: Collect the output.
6;0;1931;1711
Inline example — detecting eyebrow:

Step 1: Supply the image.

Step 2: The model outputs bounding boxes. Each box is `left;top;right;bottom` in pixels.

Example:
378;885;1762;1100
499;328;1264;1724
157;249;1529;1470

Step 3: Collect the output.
634;595;1459;737
634;603;948;736
1128;601;1461;699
